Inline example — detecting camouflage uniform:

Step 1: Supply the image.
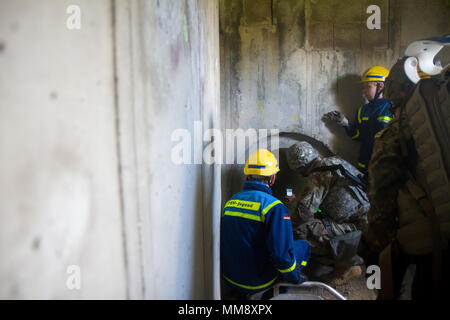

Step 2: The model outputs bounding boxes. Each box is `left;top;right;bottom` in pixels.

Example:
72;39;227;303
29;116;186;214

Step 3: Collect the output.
364;116;409;253
286;143;369;265
364;58;449;255
364;57;450;299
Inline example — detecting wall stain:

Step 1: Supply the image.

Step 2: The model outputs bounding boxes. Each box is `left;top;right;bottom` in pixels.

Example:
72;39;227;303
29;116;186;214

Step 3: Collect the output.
256;100;264;119
49;91;58;100
171;39;181;70
32;236;41;251
183;14;189;44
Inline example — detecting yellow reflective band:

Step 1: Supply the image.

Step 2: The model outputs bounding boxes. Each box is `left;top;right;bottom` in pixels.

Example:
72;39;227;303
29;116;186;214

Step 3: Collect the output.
362;117;369;121
358;106;363;124
261;200;283;222
225;200;261;212
223;274;279;290
358;162;366;168
301;261;307;267
278;261;296;273
352;129;360;140
223;211;263;222
377;116;392;123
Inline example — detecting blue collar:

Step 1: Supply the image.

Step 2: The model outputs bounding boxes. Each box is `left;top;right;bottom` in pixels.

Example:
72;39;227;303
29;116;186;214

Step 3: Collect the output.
243;180;273;195
367;98;390;106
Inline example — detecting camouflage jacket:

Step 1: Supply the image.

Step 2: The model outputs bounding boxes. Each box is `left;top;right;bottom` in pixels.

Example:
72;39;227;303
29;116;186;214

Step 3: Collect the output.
290;156;369;229
365;115;411;253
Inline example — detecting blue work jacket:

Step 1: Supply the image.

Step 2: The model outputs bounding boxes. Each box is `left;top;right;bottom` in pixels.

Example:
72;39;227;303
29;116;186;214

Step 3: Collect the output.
220;180;311;294
344;98;394;173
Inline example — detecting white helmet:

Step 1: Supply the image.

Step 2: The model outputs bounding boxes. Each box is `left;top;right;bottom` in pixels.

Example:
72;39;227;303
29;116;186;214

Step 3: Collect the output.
404;35;450;83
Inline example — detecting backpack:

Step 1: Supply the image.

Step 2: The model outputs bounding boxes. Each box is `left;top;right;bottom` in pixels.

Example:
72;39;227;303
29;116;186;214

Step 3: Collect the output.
380;75;450;299
396;77;450;255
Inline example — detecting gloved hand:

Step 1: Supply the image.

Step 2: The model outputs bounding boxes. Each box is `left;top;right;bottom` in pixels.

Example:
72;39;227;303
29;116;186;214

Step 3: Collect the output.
322;111;349;127
283;194;296;206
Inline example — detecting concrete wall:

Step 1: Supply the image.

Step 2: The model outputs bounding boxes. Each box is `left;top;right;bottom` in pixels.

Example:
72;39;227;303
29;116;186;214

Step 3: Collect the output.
219;0;450;197
116;0;221;300
0;0;126;299
1;0;447;300
0;0;221;299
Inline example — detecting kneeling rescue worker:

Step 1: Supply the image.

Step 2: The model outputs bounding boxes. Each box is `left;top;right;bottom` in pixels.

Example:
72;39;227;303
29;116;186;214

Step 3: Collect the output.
221;149;311;299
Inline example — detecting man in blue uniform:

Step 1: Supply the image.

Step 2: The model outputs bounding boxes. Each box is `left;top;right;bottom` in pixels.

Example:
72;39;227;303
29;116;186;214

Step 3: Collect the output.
323;66;394;177
221;149;311;300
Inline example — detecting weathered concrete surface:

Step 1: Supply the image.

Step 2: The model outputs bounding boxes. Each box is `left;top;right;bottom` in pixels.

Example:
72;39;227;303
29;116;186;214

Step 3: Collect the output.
0;0;126;299
0;0;447;300
117;0;221;300
219;0;449;199
0;0;221;299
219;1;448;301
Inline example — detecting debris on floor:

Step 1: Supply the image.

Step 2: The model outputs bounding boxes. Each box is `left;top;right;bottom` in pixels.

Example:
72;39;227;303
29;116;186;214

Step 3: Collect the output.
289;264;379;300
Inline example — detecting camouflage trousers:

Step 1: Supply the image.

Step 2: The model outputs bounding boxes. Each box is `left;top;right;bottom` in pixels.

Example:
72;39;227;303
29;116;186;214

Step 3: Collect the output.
293;218;359;266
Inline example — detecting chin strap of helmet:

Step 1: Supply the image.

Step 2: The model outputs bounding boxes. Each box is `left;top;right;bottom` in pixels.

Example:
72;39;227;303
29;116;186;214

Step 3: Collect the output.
374;82;384;100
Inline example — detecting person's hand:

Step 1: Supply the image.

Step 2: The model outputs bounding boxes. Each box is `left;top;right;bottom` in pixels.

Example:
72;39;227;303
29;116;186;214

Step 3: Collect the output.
322;110;349;127
283;194;296;206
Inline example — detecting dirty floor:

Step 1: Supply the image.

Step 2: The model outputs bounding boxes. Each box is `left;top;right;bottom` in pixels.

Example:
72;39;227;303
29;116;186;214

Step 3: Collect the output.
288;265;378;300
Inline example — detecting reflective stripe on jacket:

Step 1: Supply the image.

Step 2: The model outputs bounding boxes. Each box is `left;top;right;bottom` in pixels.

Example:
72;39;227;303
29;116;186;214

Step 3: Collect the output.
345;98;394;172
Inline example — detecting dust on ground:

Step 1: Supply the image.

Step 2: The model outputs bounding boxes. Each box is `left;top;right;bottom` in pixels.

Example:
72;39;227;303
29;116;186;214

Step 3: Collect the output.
288;265;378;300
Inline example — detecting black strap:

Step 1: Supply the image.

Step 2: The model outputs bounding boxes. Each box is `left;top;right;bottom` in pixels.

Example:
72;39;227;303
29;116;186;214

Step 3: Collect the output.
374;82;384;100
321;215;334;237
310;165;367;191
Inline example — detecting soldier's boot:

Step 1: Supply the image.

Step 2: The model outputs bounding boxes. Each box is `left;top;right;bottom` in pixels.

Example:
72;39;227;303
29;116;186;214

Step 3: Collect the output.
324;265;362;286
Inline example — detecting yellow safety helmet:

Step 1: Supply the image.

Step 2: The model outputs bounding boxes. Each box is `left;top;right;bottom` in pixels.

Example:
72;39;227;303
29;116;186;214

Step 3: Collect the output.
361;66;390;83
244;149;280;176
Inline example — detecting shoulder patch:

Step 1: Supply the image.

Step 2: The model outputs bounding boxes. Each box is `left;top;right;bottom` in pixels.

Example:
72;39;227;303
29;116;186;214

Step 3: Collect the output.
374;117;400;139
375;127;388;139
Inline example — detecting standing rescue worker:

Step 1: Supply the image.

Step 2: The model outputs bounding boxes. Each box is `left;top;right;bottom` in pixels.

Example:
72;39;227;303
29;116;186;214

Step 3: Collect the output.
364;36;450;299
323;66;394;177
221;149;311;299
